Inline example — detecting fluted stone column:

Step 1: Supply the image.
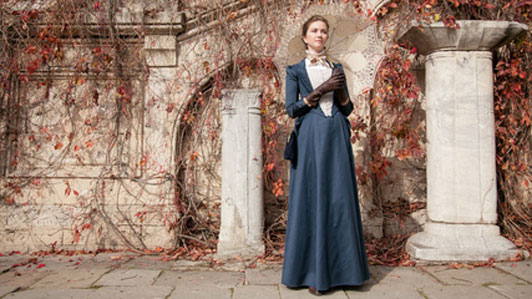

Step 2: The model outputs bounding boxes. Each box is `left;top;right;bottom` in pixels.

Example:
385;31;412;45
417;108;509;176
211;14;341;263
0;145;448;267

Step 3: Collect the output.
218;89;264;257
399;21;528;261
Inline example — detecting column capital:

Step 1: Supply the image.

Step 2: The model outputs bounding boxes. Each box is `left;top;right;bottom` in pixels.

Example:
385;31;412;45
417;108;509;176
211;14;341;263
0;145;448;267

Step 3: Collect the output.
399;20;528;55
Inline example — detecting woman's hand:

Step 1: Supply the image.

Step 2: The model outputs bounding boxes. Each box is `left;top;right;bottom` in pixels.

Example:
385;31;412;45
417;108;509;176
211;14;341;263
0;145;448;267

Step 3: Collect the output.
305;67;345;106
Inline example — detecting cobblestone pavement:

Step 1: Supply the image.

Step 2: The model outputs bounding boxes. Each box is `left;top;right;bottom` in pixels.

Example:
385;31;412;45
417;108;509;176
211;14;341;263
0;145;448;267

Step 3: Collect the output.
0;253;530;298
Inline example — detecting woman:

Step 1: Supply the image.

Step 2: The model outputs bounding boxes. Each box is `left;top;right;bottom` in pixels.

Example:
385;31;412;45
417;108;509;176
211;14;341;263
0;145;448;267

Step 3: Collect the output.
282;15;370;295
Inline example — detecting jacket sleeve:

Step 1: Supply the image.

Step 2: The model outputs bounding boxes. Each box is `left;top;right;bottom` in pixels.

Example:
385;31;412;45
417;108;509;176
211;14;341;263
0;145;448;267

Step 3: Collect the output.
285;65;311;118
337;84;354;116
336;64;354;116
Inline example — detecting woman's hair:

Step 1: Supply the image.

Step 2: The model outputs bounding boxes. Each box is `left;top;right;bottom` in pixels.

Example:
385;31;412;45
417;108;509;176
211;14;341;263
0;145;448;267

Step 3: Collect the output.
301;15;329;38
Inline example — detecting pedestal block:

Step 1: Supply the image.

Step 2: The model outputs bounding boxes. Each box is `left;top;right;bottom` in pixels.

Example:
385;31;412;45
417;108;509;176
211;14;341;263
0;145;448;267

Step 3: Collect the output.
399;21;528;261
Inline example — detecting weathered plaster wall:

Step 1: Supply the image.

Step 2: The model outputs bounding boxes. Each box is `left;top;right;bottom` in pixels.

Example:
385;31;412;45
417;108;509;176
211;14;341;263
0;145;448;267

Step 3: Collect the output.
1;0;426;253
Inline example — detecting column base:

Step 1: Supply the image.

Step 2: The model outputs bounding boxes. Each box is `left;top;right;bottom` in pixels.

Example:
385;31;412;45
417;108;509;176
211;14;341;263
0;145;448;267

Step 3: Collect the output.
216;241;265;259
406;222;521;262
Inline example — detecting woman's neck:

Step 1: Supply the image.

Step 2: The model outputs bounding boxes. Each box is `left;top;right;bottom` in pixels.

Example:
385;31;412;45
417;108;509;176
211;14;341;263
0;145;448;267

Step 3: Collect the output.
306;49;326;55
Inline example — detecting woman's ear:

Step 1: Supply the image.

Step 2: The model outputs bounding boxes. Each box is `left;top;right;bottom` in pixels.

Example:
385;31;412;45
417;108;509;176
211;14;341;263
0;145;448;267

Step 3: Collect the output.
301;38;308;49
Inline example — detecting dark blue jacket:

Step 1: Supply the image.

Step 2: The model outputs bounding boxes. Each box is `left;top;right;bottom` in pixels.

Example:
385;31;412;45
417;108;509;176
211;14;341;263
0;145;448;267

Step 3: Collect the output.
285;59;354;121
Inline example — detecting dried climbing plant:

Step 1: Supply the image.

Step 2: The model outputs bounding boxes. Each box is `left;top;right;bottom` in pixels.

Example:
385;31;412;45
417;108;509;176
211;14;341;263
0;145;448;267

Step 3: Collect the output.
0;0;530;263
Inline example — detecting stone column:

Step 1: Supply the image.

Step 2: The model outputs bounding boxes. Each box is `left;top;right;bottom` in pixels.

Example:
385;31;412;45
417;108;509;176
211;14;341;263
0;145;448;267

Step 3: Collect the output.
218;89;265;257
399;21;527;261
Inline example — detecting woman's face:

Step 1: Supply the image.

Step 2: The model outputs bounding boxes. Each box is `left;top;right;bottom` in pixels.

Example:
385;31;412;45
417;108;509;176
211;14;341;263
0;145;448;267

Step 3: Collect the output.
303;20;328;53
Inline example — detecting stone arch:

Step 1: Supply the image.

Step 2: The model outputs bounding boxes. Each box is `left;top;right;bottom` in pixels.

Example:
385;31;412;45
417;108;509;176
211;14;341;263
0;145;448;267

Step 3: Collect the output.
170;72;226;246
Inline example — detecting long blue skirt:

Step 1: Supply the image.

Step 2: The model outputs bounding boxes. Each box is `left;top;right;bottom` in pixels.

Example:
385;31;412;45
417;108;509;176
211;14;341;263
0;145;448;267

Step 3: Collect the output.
281;110;370;291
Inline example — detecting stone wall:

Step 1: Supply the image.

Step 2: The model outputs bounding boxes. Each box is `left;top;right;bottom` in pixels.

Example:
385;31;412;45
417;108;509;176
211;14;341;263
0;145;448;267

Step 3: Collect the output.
0;0;429;253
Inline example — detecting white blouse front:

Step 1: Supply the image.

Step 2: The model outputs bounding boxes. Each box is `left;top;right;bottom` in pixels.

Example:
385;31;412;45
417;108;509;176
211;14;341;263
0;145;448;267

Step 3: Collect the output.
305;58;333;117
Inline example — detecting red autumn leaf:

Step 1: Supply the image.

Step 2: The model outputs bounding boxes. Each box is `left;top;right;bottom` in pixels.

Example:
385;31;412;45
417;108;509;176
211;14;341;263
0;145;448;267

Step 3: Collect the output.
37;263;46;269
54;142;63;150
85;140;94;148
72;228;81;243
166;103;175;113
27;63;38;75
190;151;199;161
25;46;38;54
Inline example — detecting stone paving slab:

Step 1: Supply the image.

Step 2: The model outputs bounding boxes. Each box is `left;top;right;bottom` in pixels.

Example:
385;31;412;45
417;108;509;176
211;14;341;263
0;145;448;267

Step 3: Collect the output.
279;285;348;298
1;254;532;298
3;288;96;299
0;286;20;298
30;268;109;289
154;270;244;288
345;282;424;299
495;261;532;283
246;267;282;285
121;255;175;270
24;256;85;271
0;255;50;274
171;259;212;271
94;269;161;286
91;285;174;299
0;256;87;277
418;285;505;299
422;265;525;286
0;255;27;273
0;270;50;288
371;266;439;288
488;285;532;299
74;253;132;270
233;285;280;299
169;285;232;299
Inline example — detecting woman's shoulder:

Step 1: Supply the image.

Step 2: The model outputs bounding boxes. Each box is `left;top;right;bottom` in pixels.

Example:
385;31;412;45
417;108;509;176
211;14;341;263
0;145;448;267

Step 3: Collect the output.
287;58;306;70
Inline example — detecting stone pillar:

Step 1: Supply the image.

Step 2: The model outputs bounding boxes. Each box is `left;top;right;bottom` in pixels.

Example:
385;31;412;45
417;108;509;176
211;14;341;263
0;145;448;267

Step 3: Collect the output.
399;21;528;261
218;89;264;257
142;13;185;177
